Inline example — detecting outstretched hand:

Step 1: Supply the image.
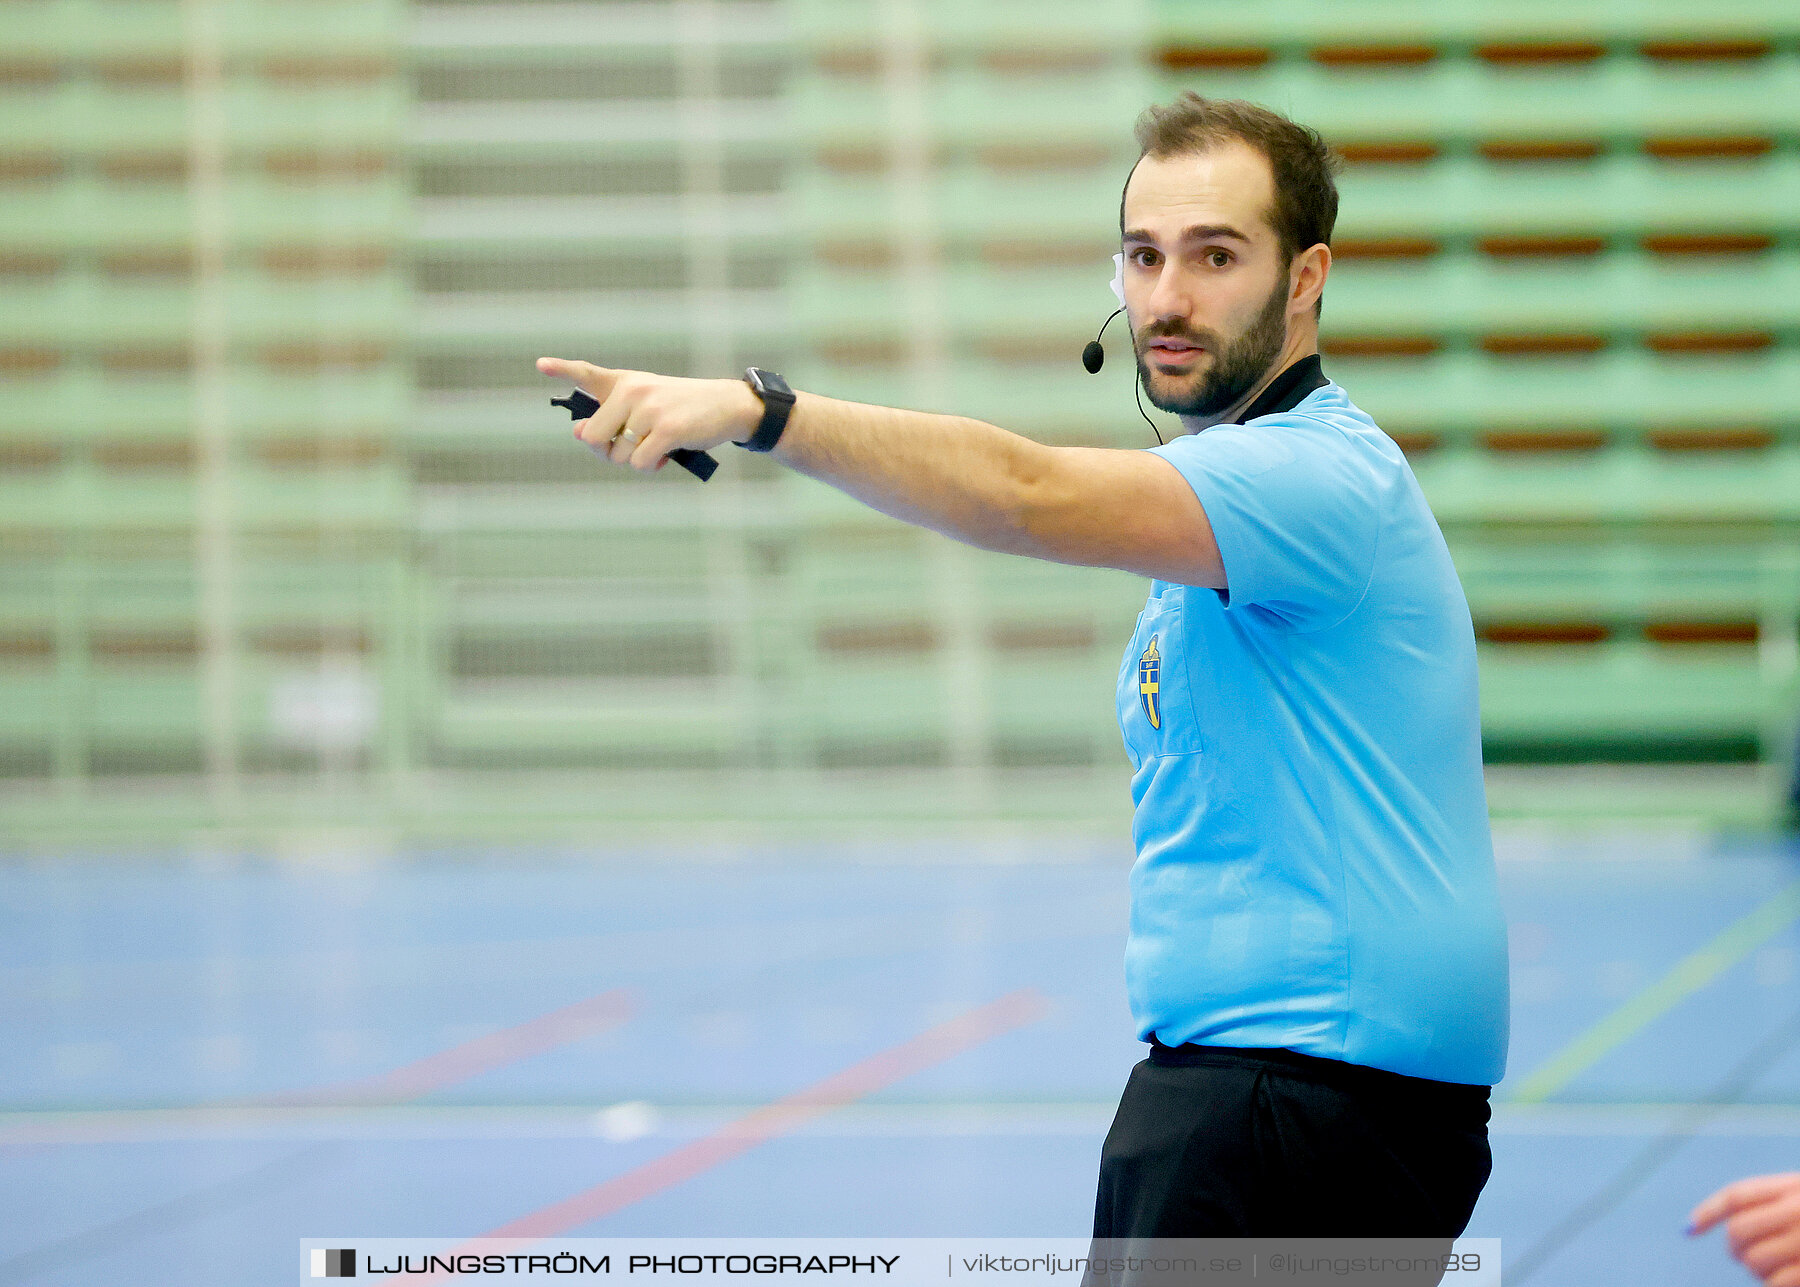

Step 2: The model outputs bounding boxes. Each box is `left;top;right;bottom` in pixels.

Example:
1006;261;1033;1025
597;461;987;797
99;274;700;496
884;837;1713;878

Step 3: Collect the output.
536;357;762;474
1690;1173;1800;1286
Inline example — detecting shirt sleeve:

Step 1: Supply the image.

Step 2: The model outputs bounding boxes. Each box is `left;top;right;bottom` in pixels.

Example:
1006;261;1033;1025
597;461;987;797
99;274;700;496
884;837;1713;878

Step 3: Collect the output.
1148;417;1385;632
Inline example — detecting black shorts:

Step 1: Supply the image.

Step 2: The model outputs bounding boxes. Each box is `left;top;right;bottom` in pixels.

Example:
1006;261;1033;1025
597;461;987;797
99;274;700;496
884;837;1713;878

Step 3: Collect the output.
1092;1040;1492;1238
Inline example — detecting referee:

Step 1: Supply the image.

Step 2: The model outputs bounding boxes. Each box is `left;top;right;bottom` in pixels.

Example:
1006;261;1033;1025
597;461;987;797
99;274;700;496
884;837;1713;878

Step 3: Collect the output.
538;92;1509;1239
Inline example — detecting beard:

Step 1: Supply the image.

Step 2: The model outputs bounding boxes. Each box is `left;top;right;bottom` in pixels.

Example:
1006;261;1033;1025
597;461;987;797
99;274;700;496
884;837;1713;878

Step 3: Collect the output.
1134;277;1290;418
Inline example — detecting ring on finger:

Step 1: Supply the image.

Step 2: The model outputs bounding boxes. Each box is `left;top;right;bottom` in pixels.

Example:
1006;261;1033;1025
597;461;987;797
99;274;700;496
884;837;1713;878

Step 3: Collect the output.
614;427;640;447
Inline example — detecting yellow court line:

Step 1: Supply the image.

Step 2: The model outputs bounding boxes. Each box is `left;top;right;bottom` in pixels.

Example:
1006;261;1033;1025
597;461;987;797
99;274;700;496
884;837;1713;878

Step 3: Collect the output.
1510;875;1800;1104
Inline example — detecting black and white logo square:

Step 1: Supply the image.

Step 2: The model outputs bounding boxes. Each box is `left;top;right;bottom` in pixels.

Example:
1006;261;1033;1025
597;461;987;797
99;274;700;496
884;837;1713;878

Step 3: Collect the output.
311;1248;356;1277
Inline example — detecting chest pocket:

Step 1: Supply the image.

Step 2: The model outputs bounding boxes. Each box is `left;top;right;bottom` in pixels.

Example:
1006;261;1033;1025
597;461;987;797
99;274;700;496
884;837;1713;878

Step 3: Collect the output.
1116;587;1206;769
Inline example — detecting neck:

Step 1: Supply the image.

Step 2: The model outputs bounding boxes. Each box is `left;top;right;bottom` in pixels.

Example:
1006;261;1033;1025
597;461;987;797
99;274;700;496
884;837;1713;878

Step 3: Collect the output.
1175;321;1319;436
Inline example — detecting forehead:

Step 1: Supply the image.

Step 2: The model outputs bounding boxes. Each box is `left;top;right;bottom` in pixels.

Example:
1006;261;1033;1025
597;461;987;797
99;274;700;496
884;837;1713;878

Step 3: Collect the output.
1121;140;1276;244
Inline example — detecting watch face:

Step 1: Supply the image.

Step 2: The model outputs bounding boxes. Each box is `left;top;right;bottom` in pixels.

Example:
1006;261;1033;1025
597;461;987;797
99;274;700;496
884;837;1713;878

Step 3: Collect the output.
748;368;792;402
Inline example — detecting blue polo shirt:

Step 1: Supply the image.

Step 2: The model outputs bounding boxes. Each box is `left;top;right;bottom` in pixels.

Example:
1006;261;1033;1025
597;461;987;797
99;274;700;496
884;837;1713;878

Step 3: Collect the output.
1117;357;1509;1085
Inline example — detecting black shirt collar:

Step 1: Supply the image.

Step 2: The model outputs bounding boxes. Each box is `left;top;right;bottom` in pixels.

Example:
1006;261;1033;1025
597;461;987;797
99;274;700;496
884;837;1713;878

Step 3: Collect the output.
1225;353;1329;425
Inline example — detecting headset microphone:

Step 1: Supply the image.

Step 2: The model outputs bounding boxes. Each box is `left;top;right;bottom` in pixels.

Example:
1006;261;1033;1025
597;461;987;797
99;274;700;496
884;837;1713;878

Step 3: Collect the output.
1082;307;1124;374
1079;305;1165;445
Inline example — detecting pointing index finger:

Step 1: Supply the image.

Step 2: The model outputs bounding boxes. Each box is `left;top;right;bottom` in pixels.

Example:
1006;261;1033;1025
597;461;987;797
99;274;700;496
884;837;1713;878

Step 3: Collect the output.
536;357;620;401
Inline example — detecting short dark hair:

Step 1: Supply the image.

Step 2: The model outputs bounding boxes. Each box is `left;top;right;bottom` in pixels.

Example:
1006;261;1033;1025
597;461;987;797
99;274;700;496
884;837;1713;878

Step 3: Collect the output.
1124;93;1341;316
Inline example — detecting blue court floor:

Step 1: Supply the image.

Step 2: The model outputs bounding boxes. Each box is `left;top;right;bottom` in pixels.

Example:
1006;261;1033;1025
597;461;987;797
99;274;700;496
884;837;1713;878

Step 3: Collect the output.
4;829;1799;1286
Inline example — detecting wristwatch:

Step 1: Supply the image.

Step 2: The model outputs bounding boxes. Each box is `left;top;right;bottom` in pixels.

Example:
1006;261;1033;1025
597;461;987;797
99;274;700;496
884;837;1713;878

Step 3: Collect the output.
736;367;795;452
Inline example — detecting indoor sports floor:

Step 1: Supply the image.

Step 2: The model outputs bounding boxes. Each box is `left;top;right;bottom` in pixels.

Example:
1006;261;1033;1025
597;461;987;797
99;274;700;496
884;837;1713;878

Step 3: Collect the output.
5;827;1800;1286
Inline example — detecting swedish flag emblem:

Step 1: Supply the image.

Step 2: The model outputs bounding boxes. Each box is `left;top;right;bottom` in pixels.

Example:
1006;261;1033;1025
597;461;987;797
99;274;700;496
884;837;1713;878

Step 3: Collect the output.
1137;634;1161;731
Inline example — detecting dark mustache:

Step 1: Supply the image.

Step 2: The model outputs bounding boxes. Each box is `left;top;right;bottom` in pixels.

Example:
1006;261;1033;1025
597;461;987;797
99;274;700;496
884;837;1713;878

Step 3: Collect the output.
1137;322;1216;347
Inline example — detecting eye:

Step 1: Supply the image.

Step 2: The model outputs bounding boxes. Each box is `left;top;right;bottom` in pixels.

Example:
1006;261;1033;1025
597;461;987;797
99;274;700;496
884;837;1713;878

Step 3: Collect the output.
1206;249;1232;268
1129;247;1160;267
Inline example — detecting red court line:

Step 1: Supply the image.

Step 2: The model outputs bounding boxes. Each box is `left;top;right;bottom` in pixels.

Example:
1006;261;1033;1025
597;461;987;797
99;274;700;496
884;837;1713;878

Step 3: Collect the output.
396;987;1050;1283
254;987;637;1108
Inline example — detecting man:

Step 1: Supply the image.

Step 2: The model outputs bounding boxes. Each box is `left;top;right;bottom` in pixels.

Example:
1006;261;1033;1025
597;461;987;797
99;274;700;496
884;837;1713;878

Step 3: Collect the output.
538;92;1508;1237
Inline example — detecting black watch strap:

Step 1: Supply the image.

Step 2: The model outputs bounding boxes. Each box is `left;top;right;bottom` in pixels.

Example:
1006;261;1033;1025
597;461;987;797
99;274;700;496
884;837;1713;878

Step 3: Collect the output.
736;367;795;452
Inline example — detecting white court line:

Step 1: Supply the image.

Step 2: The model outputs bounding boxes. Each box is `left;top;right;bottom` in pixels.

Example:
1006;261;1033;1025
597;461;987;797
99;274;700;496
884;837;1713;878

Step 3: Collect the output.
6;1100;1800;1148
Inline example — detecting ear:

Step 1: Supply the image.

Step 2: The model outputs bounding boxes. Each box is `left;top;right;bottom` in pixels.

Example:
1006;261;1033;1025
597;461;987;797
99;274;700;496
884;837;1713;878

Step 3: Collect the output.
1289;243;1331;315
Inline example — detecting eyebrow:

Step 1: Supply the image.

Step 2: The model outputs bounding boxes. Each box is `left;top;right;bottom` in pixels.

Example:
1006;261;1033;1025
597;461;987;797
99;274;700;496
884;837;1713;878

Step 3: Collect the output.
1121;223;1253;246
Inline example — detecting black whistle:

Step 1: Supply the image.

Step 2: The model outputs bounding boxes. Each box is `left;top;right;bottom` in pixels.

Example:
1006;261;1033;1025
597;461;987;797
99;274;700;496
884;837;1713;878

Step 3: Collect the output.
552;390;719;482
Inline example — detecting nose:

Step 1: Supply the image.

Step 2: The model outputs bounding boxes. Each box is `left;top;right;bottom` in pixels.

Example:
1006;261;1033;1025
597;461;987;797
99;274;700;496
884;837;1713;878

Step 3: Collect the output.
1143;261;1192;327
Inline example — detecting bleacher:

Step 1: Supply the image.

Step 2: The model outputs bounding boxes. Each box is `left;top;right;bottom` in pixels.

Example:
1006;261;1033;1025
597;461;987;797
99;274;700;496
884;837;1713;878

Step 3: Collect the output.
0;0;412;836
1141;4;1800;761
0;0;1794;839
